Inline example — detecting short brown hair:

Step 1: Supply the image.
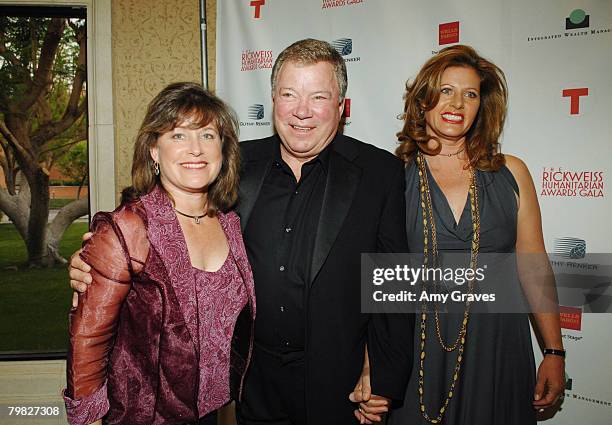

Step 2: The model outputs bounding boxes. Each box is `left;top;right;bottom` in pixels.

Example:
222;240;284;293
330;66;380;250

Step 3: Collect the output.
271;38;348;101
123;82;240;214
396;45;508;171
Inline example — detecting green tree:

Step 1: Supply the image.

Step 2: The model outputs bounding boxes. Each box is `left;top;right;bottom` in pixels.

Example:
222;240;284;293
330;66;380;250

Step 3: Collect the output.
57;140;88;199
0;16;87;267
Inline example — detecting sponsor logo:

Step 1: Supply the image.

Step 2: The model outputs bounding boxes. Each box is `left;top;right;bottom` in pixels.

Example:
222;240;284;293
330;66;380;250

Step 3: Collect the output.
563;371;612;406
439;21;460;45
241;49;273;71
250;0;265;19
240;103;271;128
322;0;365;9
248;104;264;120
331;38;361;62
331;38;352;56
527;8;610;43
341;98;352;127
559;305;583;330
554;237;586;259
566;9;589;30
550;242;611;315
343;98;351;118
550;256;598;272
564;392;612;407
562;88;588;115
562;333;583;342
540;167;604;198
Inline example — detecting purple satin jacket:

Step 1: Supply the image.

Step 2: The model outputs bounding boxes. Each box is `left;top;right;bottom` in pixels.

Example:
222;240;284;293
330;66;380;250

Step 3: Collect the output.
64;186;256;425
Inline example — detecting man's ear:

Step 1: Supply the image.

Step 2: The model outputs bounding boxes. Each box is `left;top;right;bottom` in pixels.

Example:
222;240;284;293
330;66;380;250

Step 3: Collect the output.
338;98;346;117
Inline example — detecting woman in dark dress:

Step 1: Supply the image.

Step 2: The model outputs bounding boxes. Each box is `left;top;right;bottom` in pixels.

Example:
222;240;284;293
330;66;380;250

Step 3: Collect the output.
355;45;565;425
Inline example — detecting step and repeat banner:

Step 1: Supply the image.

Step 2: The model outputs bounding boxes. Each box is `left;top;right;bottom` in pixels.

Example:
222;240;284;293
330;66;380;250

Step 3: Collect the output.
216;1;611;424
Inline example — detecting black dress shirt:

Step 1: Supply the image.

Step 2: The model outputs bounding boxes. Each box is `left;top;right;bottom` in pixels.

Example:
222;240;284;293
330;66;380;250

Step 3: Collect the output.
243;140;331;351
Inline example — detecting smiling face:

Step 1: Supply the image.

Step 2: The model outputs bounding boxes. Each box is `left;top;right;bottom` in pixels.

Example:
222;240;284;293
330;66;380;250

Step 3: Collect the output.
272;61;344;162
424;65;481;145
149;119;223;197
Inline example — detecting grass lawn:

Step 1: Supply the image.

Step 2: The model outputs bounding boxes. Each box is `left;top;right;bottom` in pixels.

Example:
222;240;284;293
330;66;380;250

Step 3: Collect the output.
49;198;76;209
0;222;88;353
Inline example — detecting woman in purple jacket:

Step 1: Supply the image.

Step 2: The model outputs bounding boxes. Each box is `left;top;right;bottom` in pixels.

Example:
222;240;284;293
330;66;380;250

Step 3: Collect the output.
63;82;255;425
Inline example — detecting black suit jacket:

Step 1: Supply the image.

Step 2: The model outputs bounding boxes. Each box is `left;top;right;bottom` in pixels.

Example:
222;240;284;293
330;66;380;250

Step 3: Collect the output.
237;134;414;424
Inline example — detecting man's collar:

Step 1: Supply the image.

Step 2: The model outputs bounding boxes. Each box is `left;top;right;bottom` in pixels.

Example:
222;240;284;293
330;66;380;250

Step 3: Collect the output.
273;133;336;171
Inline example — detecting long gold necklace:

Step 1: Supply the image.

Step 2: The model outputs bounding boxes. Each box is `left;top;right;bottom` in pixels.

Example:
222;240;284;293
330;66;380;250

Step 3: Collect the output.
416;151;481;424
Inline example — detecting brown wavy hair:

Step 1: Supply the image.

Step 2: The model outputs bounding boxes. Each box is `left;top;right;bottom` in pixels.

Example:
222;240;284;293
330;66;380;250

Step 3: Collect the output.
122;82;240;215
396;45;507;171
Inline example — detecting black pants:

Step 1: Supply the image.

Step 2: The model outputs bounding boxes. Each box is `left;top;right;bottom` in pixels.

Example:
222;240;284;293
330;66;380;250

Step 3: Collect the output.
236;344;306;425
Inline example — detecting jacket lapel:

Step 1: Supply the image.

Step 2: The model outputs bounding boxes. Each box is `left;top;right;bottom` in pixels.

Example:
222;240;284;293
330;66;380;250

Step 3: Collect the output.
237;157;273;232
141;187;199;350
309;138;361;285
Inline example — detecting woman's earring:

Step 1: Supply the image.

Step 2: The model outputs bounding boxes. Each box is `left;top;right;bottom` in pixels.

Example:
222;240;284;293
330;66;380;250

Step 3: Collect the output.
153;162;160;176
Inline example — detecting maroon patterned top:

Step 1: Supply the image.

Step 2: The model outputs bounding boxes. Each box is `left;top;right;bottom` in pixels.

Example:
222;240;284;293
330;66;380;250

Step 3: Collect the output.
195;254;247;416
63;186;255;424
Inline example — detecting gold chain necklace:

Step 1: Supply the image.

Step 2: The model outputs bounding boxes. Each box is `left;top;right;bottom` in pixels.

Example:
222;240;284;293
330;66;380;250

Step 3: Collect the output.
416;151;481;424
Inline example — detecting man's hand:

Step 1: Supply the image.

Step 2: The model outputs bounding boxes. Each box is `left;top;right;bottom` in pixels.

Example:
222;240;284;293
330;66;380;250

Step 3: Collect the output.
533;355;565;412
69;232;93;308
349;346;390;423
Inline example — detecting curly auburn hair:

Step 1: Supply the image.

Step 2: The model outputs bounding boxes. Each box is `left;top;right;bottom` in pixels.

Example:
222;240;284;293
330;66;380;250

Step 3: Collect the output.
396;45;508;171
122;82;240;215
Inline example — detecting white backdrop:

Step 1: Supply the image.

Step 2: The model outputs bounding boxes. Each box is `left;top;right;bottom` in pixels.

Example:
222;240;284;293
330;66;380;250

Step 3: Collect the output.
216;1;612;423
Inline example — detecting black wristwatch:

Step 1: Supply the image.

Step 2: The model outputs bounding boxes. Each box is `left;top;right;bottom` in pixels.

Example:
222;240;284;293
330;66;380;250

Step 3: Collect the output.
543;348;566;358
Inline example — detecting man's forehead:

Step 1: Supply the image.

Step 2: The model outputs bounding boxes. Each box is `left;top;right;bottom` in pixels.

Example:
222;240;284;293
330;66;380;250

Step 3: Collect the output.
277;60;337;86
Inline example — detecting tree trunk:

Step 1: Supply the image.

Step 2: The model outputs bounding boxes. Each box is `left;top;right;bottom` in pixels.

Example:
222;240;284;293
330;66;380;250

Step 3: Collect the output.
46;197;88;264
24;166;52;267
76;171;87;200
0;173;30;242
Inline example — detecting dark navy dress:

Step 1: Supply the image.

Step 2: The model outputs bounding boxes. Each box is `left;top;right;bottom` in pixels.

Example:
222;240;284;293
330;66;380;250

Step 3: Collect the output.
388;160;536;425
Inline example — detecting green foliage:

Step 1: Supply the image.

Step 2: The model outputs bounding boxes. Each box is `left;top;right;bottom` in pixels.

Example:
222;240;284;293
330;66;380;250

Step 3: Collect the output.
56;139;87;183
0;16;82;100
0;15;86;176
49;180;82;186
0;16;42;99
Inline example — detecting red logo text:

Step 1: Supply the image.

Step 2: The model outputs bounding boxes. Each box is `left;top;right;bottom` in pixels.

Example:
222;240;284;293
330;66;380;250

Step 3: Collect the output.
343;98;351;118
250;0;265;19
439;21;460;45
560;306;582;331
562;87;588;115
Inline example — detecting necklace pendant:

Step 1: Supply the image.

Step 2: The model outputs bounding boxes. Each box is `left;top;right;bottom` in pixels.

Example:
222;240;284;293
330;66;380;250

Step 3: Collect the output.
194;216;200;224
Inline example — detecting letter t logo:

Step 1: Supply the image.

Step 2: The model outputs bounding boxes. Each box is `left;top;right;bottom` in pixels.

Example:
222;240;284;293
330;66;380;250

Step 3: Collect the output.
250;0;265;19
562;88;588;115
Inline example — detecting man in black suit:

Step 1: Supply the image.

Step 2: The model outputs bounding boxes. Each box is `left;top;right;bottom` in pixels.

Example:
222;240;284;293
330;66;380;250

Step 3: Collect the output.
68;39;413;425
234;39;413;424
